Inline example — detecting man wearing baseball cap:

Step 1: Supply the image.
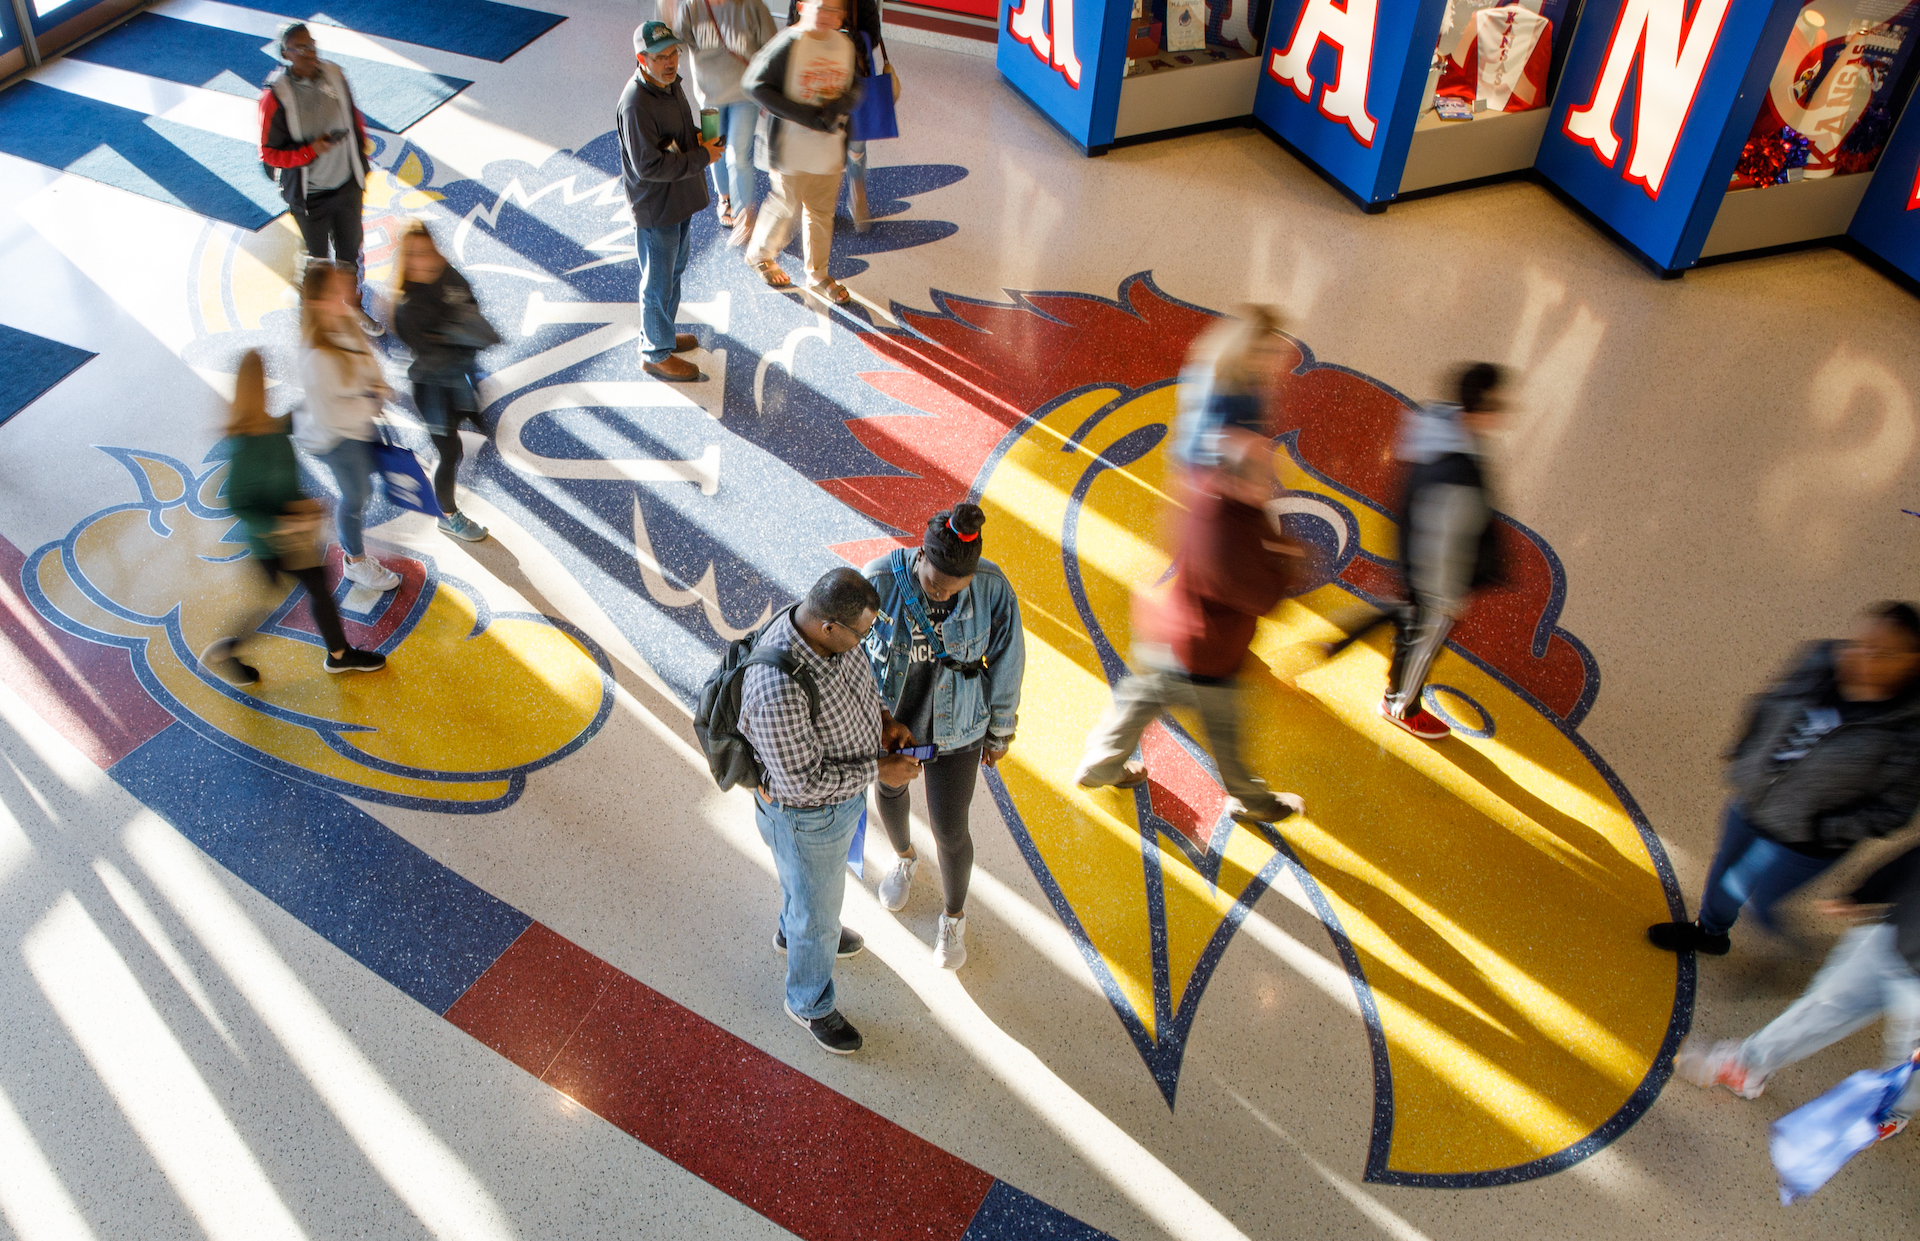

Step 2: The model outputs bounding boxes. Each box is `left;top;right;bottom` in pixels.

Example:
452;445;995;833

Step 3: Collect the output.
617;21;727;382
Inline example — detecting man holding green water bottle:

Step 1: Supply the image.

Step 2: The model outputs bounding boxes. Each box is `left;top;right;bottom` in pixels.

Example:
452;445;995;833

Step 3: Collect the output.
617;21;727;383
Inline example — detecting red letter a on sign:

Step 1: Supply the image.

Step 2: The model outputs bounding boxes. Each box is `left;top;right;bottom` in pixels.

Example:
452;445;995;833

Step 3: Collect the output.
1267;0;1380;146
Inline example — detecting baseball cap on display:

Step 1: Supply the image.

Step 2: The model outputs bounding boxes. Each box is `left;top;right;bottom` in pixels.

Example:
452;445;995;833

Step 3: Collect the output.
634;21;681;55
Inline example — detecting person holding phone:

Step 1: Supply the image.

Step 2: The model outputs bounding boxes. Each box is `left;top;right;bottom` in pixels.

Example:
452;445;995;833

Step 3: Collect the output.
617;21;727;383
860;504;1026;970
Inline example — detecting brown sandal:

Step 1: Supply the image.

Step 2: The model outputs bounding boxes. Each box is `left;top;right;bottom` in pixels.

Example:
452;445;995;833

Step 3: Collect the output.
808;279;852;305
717;196;734;228
751;259;793;289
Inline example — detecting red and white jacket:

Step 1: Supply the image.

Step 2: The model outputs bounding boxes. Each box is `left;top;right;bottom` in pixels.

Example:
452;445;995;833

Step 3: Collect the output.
1437;6;1552;114
257;61;370;206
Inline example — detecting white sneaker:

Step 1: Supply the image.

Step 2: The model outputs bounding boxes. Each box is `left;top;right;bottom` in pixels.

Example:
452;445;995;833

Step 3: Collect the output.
933;913;967;970
878;855;918;912
343;555;400;592
1674;1037;1765;1099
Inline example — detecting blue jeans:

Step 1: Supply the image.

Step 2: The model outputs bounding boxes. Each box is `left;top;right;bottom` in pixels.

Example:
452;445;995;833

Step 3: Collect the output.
756;791;863;1020
1698;801;1839;935
637;218;691;363
710;100;759;212
318;437;376;557
846;139;866;187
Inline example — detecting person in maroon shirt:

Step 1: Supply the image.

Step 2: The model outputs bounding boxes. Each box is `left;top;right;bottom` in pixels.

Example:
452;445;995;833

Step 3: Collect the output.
1073;429;1307;826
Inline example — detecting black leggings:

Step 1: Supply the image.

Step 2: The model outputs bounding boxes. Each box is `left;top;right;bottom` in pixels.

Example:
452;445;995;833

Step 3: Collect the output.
419;383;484;515
877;744;981;916
254;557;349;653
296;183;364;267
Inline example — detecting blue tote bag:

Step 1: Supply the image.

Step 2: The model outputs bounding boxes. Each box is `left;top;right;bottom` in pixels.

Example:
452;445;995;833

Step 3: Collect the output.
1770;1055;1916;1203
371;424;443;518
847;34;898;142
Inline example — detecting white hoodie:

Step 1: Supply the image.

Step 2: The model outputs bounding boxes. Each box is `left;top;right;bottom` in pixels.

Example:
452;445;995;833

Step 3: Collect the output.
294;334;385;454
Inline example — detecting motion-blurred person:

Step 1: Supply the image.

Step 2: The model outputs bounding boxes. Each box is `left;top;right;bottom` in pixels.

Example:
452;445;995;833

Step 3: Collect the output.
1650;603;1920;956
1674;840;1920;1145
258;23;380;334
862;504;1026;970
203;351;385;681
1170;306;1286;471
671;0;778;245
618;21;728;383
1378;362;1509;741
1074;429;1306;826
294;262;401;593
394;222;498;542
743;0;861;304
785;0;886;232
740;568;921;1054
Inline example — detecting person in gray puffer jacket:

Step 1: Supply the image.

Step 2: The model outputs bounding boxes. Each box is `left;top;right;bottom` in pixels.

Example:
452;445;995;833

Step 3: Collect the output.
1651;601;1920;957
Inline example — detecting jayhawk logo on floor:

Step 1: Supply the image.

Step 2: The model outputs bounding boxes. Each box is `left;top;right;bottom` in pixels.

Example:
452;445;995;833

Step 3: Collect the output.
166;133;1686;1186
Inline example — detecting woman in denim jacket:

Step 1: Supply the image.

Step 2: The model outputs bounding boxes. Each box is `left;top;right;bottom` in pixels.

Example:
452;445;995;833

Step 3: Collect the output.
860;504;1025;969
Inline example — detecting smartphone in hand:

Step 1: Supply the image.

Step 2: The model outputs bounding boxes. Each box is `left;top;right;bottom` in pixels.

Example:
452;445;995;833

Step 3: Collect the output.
890;743;937;761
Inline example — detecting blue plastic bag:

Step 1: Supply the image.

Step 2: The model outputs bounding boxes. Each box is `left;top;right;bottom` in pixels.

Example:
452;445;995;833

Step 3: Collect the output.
371;433;443;518
1769;1057;1914;1204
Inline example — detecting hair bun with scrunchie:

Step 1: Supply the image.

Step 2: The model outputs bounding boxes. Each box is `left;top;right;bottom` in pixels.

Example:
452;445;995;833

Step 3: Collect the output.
923;503;985;578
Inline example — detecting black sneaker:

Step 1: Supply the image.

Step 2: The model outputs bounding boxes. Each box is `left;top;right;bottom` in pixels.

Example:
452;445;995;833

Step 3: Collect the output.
324;648;387;674
1648;919;1731;956
773;927;865;958
785;1002;863;1055
200;639;259;686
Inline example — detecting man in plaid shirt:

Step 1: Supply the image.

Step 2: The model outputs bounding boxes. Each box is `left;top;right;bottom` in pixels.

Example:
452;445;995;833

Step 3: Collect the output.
741;568;920;1054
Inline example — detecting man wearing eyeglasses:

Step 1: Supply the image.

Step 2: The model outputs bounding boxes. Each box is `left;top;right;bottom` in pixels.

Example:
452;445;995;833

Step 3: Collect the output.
739;568;919;1054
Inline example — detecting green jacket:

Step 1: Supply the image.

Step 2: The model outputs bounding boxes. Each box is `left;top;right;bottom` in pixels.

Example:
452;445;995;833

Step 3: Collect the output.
225;429;303;560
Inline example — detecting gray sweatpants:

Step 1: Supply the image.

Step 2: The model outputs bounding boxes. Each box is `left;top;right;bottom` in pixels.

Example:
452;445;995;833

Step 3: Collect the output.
1739;922;1920;1116
1073;646;1290;822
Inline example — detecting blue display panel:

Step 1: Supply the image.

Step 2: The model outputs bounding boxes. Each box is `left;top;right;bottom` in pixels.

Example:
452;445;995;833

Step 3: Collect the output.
998;0;1134;150
1534;0;1804;270
1;2;20;59
1251;0;1452;204
1849;95;1920;281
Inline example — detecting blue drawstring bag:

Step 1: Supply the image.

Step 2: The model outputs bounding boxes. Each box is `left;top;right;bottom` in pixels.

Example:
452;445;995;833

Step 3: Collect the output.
847;34;898;142
1769;1057;1915;1204
371;424;443;518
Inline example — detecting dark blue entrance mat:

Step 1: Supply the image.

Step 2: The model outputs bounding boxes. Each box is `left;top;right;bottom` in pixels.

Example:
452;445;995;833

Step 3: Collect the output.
0;80;287;228
0;324;95;427
69;13;472;133
217;0;565;63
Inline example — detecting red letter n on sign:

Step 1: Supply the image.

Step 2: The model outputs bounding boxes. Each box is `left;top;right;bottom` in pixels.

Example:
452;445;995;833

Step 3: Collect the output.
1561;0;1732;198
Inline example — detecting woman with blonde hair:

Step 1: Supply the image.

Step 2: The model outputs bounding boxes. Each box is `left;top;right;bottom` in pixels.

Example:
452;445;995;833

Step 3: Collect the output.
1171;305;1287;471
203;349;385;681
294;260;400;591
394;221;497;541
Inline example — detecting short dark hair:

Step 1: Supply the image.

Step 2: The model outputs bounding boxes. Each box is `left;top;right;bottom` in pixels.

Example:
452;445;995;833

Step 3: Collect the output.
1868;601;1920;648
804;567;880;629
1456;362;1506;413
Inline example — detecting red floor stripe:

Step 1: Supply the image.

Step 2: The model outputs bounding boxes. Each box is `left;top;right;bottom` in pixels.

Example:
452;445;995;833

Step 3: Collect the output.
451;924;995;1241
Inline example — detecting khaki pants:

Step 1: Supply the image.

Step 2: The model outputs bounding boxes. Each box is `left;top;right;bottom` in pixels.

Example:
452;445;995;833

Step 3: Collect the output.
1073;645;1290;822
749;168;842;284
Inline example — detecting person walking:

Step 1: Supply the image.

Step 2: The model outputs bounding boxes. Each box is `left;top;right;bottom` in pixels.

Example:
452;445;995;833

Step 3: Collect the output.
258;23;380;334
294;262;401;593
742;0;861;304
1673;840;1920;1146
1378;362;1509;741
618;21;728;384
861;504;1025;970
1074;430;1306;827
670;0;778;246
784;0;885;233
1649;603;1920;956
393;222;497;543
740;567;920;1054
202;350;386;681
1170;306;1286;472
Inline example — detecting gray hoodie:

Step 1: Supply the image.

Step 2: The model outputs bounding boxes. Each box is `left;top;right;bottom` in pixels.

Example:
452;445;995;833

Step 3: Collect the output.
1727;641;1920;853
671;0;778;109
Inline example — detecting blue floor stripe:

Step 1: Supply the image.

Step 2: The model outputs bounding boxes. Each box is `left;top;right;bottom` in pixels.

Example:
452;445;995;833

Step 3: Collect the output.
0;324;94;427
0;80;286;229
960;1182;1117;1239
68;13;471;134
110;723;533;1013
216;0;564;63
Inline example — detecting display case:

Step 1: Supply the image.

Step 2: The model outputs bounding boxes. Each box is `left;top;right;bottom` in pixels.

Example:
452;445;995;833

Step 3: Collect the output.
1534;0;1806;272
999;0;1276;152
1847;83;1920;278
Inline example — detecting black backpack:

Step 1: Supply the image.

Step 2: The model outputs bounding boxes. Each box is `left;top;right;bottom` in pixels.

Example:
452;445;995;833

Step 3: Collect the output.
692;608;821;791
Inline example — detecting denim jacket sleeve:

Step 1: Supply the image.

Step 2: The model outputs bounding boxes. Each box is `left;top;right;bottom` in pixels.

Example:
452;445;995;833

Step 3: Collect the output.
979;567;1024;744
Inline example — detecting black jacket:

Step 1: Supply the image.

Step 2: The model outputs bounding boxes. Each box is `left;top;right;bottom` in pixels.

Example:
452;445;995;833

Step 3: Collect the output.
616;70;713;230
1851;843;1920;974
1397;449;1503;609
1726;641;1920;853
395;266;498;388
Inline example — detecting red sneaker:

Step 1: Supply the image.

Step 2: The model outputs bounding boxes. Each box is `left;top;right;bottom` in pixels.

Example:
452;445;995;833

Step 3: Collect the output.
1875;1115;1908;1144
1379;698;1450;740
